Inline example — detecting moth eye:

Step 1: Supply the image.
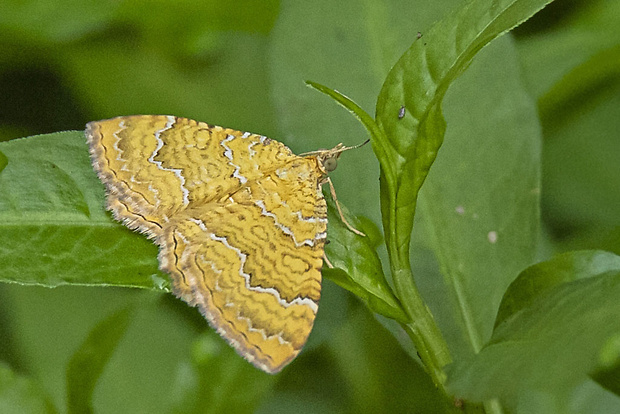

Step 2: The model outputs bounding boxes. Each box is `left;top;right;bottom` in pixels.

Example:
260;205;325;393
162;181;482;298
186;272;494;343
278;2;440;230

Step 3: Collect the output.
323;157;338;172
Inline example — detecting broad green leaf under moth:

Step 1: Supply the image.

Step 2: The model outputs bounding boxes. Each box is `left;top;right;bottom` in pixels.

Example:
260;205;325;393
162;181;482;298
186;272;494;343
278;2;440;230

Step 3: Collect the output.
0;124;401;375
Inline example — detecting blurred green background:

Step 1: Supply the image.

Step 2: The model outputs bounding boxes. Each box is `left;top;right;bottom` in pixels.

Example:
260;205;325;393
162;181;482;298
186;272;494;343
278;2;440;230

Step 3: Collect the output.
0;0;618;413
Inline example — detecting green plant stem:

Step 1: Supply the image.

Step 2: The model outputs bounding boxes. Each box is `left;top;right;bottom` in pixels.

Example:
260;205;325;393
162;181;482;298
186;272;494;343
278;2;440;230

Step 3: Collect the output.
394;264;451;388
379;155;452;390
393;245;505;414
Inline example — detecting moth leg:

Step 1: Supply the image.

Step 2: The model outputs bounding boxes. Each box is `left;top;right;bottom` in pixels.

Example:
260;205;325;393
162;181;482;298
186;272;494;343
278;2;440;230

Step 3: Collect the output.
323;252;334;269
325;177;365;237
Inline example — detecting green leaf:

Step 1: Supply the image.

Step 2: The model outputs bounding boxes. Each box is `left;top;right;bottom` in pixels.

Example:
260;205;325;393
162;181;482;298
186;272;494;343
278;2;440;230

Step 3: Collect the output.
167;333;276;414
374;0;553;269
66;306;133;414
304;81;383;143
495;250;620;327
269;0;442;228
413;36;542;357
0;363;57;414
305;0;553;390
63;36;276;132
368;0;551;373
0;132;166;290
115;0;279;60
516;0;620;250
376;0;556;152
323;195;407;324
446;253;620;408
538;44;620;134
370;0;551;386
591;332;620;397
304;81;395;187
0;0;118;43
516;0;620;99
327;306;452;414
495;250;620;398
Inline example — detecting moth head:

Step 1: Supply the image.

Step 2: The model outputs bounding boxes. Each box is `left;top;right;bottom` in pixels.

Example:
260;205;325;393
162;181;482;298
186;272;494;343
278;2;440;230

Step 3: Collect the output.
322;155;339;172
302;140;369;175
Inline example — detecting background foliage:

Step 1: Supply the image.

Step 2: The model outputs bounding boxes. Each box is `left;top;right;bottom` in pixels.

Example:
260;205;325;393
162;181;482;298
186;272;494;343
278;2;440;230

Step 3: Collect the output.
0;0;619;413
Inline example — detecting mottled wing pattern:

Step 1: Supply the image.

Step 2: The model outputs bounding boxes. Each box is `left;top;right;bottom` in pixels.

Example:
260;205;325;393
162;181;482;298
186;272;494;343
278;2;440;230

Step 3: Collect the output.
86;115;298;238
160;159;327;372
85;115;327;373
